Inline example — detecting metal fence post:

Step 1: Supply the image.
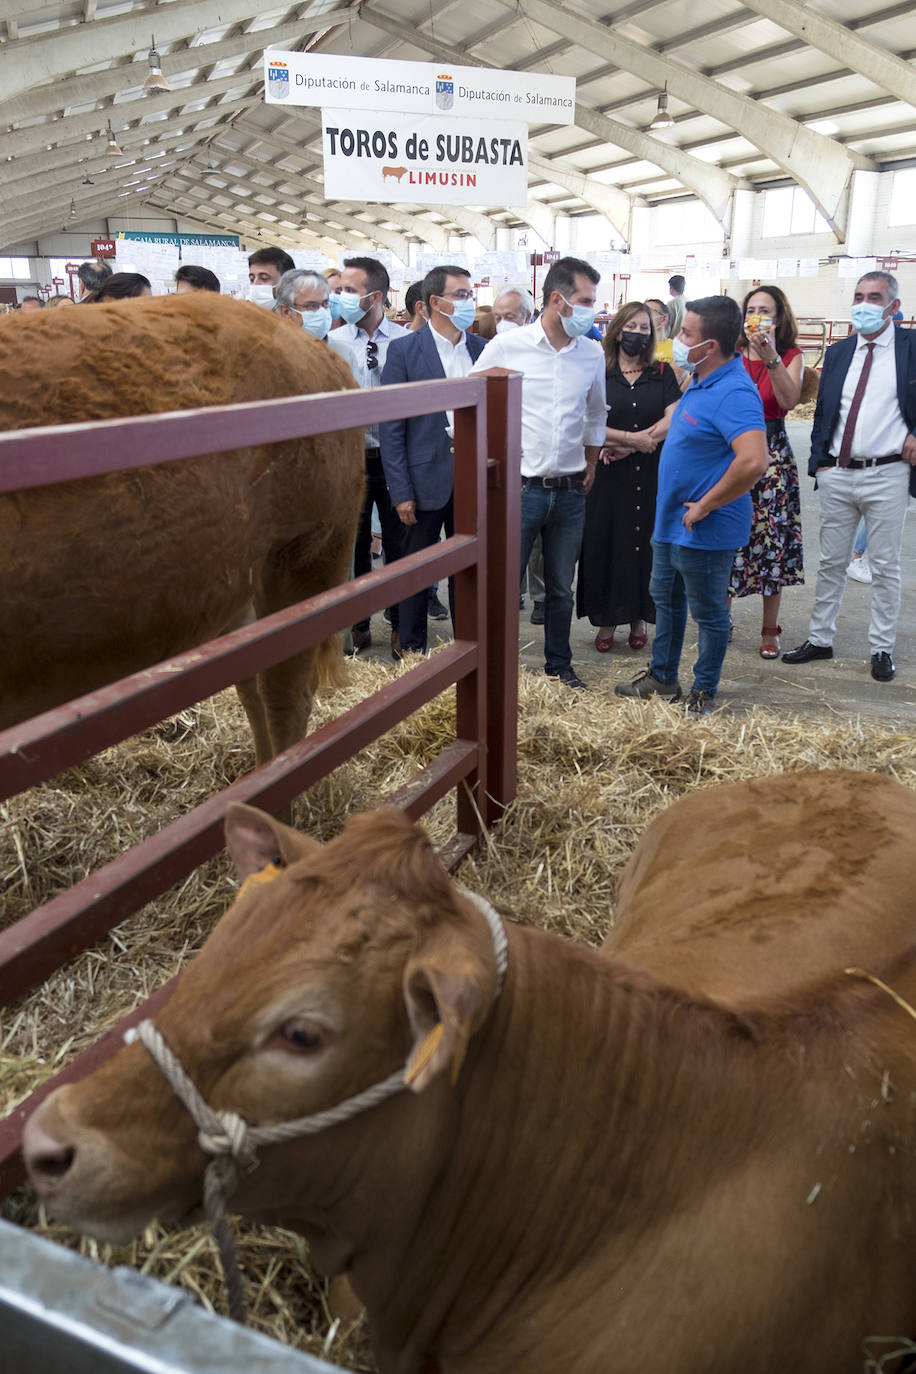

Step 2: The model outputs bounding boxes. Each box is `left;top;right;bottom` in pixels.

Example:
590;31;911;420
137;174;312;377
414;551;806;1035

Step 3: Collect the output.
480;370;521;825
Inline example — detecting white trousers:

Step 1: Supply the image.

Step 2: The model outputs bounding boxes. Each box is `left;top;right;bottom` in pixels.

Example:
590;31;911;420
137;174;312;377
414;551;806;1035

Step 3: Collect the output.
808;461;910;653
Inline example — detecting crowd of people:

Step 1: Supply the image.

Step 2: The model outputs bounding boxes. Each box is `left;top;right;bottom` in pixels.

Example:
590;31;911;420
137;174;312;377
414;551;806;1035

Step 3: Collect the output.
9;247;913;707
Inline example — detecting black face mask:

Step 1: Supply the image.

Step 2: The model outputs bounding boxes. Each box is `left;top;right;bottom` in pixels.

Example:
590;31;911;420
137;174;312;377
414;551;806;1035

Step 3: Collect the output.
619;330;648;358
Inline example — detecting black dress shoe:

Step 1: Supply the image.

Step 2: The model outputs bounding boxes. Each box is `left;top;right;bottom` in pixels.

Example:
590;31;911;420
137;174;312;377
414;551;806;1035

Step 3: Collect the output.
427;595;449;621
530;601;545;625
547;667;587;690
782;640;833;664
871;651;895;681
351;627;372;653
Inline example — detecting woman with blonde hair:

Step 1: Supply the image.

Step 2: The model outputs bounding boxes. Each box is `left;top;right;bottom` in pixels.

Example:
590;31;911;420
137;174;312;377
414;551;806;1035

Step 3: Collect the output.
577;300;681;652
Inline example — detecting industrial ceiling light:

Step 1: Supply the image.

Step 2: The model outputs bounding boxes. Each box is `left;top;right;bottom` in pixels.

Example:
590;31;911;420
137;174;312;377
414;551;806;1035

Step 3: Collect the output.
69;198;77;217
649;85;674;131
81;173;95;185
144;36;171;92
104;121;123;155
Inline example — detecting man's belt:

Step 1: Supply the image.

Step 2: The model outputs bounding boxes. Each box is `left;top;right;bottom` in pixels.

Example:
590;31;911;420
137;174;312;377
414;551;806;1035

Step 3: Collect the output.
833;454;902;470
522;472;587;491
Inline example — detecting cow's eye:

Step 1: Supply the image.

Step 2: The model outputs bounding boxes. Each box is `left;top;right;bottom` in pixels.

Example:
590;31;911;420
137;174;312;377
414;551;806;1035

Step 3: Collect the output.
280;1020;323;1052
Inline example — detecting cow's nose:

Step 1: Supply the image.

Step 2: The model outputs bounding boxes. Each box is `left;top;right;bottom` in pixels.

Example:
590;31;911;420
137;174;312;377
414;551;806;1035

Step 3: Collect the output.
22;1118;76;1184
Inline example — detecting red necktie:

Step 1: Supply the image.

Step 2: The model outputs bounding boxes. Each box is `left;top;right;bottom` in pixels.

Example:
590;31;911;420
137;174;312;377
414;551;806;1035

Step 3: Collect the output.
837;341;875;468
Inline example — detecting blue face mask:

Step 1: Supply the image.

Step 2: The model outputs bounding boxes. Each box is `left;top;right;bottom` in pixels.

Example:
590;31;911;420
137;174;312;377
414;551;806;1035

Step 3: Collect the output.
438;298;476;332
850;302;888;335
294;305;331;339
671;336;713;373
337;290;372;325
328;293;342;321
558;294;596;339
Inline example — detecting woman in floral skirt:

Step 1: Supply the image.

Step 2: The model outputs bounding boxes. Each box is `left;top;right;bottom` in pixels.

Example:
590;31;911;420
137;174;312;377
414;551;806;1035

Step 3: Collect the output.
728;285;804;658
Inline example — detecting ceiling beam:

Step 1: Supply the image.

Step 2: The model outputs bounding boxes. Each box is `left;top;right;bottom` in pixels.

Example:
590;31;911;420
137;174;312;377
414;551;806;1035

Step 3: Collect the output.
0;0;322;101
739;0;916;109
491;0;872;237
169;145;412;258
0;7;358;123
4;70;261;160
359;5;736;227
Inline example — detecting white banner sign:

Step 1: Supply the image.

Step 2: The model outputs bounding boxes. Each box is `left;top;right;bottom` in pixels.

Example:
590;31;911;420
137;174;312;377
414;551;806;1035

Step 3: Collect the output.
266;51;575;125
321;109;528;207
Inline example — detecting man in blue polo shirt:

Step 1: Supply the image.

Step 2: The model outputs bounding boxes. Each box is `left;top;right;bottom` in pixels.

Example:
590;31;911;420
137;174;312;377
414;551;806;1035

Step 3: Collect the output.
616;296;768;714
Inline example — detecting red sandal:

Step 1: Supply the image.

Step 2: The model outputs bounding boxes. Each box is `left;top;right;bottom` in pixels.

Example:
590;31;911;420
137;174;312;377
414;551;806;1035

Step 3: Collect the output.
628;626;649;650
594;629;616;653
759;625;782;659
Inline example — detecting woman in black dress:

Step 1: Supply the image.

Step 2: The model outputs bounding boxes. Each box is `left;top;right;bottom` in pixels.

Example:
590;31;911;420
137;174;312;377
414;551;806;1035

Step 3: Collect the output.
577;301;682;652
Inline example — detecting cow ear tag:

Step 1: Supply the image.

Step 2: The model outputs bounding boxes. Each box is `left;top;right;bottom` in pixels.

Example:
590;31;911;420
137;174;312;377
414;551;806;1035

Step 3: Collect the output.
405;1022;444;1086
238;860;283;901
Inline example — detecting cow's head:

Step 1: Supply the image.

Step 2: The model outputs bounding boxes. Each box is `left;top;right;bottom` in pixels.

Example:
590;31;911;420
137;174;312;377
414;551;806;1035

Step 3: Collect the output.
23;806;502;1247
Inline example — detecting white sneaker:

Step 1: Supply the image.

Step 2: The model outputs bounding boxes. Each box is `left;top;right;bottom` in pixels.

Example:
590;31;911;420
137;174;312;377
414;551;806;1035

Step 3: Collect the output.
846;556;872;584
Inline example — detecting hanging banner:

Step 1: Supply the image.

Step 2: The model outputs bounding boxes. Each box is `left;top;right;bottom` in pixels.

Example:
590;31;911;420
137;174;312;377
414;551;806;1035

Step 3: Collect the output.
267;52;575;125
321;109;528;207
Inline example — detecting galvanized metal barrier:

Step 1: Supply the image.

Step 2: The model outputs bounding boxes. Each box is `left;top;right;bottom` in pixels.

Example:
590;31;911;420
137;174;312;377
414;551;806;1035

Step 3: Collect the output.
0;1218;349;1374
0;368;522;1194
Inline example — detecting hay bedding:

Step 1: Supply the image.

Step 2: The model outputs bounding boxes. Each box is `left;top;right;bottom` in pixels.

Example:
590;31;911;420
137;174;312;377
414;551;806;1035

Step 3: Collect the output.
2;661;914;1369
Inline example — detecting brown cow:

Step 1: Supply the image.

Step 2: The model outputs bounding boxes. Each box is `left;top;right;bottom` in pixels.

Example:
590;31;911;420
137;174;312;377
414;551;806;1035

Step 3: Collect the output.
0;293;363;762
382;166;409;182
23;771;916;1373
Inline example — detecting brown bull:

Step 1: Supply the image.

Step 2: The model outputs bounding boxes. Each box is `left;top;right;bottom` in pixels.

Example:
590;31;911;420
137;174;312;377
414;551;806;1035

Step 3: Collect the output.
23;770;916;1373
0;293;363;761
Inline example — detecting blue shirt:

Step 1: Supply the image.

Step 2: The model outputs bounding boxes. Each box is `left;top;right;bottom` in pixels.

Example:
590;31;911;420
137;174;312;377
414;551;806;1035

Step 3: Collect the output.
654;355;765;550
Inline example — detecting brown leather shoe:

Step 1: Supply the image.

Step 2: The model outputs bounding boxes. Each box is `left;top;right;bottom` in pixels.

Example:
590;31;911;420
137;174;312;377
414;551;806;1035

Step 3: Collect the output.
391;631;402;662
351;627;372;653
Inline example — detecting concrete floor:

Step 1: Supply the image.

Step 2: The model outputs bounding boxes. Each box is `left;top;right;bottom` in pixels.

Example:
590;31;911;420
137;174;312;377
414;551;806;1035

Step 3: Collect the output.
358;420;916;729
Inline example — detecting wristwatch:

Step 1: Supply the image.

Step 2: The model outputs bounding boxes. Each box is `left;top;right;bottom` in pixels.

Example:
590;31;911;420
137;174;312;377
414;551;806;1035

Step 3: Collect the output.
765;357;780;370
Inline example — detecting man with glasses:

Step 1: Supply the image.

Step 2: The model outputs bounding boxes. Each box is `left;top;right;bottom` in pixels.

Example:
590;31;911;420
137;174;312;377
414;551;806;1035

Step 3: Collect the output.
274;269;332;340
328;256;407;657
379;265;488;655
470;256;607;690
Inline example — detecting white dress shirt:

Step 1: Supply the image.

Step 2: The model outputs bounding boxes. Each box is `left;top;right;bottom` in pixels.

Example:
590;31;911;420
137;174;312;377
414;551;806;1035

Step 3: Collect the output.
428;321;473;432
830;323;908;460
328;314;407;448
470;320;606;476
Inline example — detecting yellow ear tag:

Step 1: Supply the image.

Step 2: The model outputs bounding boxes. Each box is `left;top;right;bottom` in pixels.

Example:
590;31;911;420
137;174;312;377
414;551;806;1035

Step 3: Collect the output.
405;1022;444;1086
238;861;283;901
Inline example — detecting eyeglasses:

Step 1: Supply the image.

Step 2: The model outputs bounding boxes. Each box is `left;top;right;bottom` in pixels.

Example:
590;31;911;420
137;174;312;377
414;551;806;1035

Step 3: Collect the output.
366;339;379;371
441;290;476;301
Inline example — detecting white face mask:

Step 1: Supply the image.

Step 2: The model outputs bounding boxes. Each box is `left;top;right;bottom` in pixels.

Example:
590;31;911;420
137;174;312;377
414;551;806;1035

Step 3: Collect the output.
495;319;521;334
248;283;276;308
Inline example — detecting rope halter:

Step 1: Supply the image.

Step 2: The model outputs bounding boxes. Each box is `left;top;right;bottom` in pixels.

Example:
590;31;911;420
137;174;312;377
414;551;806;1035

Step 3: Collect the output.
125;887;508;1323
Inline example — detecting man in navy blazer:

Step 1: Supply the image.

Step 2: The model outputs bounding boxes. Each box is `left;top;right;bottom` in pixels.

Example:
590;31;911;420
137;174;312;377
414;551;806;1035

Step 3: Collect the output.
379;265;488;654
783;270;916;681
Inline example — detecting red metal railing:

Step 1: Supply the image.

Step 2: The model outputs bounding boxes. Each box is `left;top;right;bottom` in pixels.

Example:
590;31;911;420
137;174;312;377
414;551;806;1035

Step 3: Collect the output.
0;369;522;1193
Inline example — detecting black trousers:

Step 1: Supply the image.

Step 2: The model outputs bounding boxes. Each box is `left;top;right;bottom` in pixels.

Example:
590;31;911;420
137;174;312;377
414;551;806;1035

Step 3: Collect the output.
398;496;454;653
353;450;404;633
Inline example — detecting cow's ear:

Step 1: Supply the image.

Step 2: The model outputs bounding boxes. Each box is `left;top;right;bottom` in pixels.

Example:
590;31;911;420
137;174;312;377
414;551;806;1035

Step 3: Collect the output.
224;802;320;880
402;931;494;1094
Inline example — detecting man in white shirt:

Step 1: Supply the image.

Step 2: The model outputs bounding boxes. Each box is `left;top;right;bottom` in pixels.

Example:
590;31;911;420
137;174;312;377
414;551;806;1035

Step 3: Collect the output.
783;271;916;682
328;256;407;658
471;256;607;689
379;266;488;654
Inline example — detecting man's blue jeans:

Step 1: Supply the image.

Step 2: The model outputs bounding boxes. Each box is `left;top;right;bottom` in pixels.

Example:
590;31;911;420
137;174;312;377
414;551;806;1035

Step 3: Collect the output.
520;482;586;674
648;538;736;695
